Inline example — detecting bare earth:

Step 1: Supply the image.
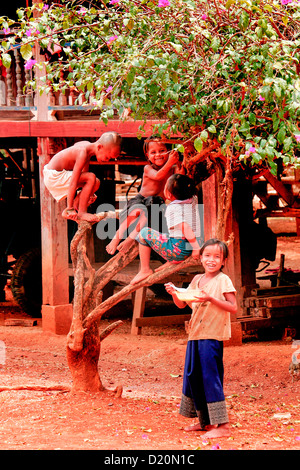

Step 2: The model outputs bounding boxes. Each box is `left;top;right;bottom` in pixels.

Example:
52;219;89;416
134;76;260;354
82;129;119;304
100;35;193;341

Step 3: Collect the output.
0;319;299;451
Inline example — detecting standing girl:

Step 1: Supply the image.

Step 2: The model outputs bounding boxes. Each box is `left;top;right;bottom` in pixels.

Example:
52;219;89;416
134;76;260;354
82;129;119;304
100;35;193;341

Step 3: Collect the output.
165;238;237;438
130;174;202;284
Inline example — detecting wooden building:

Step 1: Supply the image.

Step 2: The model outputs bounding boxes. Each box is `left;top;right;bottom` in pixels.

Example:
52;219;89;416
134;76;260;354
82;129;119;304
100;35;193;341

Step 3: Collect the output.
1;1;299;344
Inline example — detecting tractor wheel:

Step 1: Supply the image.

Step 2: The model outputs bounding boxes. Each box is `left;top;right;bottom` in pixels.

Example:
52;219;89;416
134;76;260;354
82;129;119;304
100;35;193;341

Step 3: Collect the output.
11;248;42;317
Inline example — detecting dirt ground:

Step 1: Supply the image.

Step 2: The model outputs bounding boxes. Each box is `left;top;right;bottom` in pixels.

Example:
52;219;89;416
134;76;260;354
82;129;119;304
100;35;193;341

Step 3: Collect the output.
0;319;299;451
0;222;299;452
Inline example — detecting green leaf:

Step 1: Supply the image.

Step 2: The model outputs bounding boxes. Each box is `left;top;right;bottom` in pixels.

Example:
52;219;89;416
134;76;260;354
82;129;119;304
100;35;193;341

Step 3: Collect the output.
249;113;256;125
210;37;220;52
277;126;286;144
176;144;185;153
239;11;249;32
170;42;182;53
239;122;250;134
126;69;135;86
194;137;203;152
207;124;216;133
1;53;11;68
87;81;93;92
283;136;292;152
225;0;235;8
272;115;280;132
273;84;281;98
200;130;209;142
20;43;33;61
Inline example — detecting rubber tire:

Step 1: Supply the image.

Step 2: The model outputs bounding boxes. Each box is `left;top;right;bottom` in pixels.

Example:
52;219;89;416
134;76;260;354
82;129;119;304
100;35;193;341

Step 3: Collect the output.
11;248;42;317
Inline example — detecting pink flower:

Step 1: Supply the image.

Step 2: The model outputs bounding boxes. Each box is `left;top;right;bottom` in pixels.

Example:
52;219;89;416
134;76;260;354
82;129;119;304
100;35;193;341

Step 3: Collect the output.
42;4;49;10
245;146;256;156
78;7;87;14
109;0;120;3
107;35;118;45
3;28;10;35
24;59;37;70
249;146;256;153
295;134;300;142
281;0;292;4
158;0;170;7
258;95;265;101
26;29;33;37
201;14;208;20
106;86;113;93
212;444;221;450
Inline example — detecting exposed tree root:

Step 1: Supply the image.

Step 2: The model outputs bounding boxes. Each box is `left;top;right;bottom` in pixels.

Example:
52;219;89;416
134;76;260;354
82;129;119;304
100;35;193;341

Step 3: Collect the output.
0;385;71;393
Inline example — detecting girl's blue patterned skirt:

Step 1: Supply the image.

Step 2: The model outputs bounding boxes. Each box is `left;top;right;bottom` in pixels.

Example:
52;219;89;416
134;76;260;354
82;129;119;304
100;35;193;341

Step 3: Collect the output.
138;227;195;262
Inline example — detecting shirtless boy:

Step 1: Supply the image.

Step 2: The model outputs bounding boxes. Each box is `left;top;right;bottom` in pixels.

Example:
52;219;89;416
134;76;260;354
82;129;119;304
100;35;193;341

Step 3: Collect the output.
106;136;182;254
43;132;122;223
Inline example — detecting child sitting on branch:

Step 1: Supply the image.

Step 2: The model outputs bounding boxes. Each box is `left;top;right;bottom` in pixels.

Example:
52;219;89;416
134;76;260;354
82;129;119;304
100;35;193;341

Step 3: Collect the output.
43;132;122;223
130;173;202;285
106;136;183;255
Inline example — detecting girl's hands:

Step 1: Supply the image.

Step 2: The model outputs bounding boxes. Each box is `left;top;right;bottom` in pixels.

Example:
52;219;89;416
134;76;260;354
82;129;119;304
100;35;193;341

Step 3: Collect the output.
194;290;210;302
168;150;179;165
164;282;176;295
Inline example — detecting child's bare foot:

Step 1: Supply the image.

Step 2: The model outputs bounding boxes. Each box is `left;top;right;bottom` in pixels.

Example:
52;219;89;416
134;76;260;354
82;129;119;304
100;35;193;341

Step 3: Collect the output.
62;208;78;221
184;423;203;432
202;423;230;439
184;423;216;432
106;238;119;255
130;269;153;285
117;238;135;253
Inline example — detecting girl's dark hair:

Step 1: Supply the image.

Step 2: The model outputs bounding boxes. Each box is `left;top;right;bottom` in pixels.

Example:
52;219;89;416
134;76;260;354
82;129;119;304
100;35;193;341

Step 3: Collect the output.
200;238;229;262
143;135;170;156
166;174;196;200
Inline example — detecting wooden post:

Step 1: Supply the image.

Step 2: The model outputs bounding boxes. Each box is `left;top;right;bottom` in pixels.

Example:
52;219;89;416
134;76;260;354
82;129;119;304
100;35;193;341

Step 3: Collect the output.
131;287;147;335
38;137;72;334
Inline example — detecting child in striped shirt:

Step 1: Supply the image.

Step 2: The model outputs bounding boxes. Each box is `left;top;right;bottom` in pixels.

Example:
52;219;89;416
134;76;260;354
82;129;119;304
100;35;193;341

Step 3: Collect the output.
130;174;202;284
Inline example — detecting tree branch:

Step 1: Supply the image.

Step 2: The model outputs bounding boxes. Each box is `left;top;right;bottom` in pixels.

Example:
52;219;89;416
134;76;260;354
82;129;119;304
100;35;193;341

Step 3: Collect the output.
83;255;201;330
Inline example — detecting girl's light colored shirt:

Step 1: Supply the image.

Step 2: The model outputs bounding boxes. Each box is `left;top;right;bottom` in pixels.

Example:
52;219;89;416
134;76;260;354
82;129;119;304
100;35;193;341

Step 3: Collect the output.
165;195;201;238
186;272;236;342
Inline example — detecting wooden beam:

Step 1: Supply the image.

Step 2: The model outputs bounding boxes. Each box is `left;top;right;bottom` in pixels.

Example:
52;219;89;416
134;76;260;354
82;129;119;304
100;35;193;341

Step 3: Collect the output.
0;120;167;138
251;285;300;297
255;208;300;218
263;170;295;206
264;294;300;309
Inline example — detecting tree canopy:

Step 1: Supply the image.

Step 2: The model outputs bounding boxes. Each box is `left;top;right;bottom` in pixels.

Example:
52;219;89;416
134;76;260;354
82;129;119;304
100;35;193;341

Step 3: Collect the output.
1;0;300;174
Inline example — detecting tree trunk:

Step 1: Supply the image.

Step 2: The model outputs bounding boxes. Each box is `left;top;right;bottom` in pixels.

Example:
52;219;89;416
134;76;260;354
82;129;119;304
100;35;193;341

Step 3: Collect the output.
67;322;103;393
215;161;234;241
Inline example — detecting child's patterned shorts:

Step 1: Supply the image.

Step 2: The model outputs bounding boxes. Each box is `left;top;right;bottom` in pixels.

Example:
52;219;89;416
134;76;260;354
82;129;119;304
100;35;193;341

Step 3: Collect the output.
138;227;193;262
